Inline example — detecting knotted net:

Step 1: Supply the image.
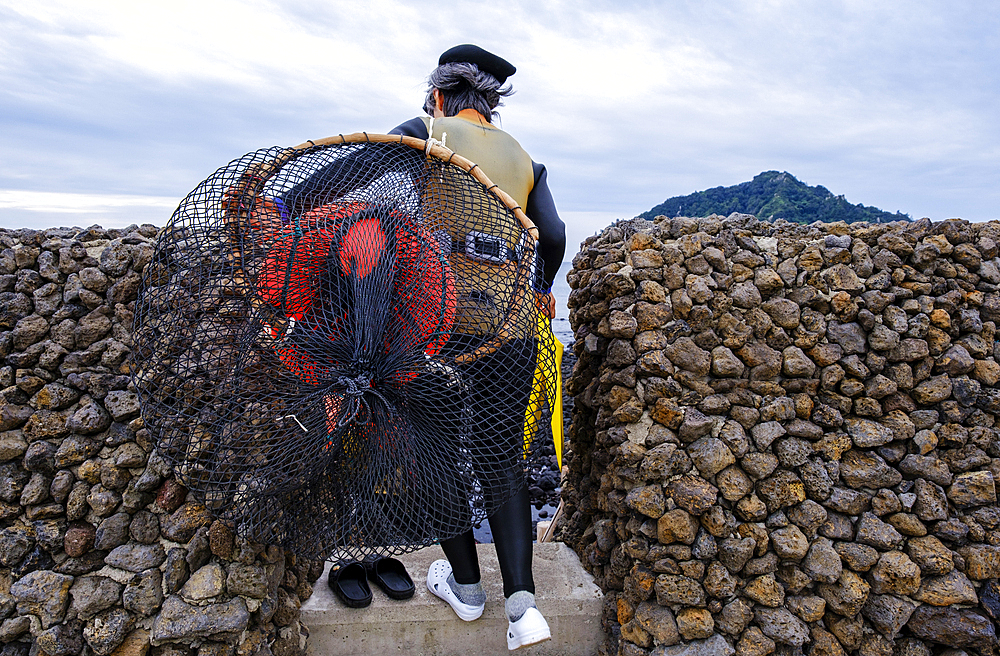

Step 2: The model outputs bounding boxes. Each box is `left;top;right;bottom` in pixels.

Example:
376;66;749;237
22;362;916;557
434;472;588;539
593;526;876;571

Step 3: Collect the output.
132;134;558;561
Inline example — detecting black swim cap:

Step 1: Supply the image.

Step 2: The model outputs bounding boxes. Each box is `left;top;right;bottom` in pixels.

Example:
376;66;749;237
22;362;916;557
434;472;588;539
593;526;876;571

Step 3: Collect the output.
438;44;516;83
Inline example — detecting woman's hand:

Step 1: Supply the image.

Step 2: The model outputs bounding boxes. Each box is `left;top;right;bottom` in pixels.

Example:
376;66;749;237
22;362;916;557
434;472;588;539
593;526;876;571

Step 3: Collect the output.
541;292;556;319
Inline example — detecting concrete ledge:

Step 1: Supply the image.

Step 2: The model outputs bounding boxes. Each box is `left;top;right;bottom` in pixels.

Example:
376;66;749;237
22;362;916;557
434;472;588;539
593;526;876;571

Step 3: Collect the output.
301;542;604;655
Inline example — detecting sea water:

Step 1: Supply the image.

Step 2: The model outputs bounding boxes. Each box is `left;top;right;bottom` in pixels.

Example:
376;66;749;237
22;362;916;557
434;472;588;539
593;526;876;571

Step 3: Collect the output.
550;264;575;347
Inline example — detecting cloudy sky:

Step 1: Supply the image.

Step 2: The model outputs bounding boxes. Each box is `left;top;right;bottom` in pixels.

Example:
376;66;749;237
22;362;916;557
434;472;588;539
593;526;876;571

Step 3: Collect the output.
1;0;998;253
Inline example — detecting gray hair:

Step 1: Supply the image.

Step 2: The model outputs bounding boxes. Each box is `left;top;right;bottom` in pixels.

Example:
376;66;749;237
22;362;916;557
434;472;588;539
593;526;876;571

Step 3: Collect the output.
423;62;514;120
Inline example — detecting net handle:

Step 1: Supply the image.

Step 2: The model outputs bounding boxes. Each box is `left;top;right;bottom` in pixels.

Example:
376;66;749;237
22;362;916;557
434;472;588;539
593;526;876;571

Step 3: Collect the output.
289;133;540;242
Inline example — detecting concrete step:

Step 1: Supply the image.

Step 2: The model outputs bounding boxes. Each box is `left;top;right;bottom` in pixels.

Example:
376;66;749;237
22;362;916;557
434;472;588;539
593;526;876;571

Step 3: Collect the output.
301;542;604;656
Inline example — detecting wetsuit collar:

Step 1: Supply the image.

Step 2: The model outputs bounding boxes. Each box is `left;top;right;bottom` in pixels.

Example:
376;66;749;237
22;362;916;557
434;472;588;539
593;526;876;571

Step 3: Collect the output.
454;108;496;129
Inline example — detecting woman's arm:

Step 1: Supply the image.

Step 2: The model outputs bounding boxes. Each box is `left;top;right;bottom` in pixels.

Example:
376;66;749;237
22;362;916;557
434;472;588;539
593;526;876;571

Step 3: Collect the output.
526;162;566;291
280;119;428;216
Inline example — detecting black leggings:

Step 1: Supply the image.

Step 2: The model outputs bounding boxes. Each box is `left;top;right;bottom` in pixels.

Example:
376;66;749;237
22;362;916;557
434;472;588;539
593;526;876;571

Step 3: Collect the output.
441;483;534;597
438;336;537;598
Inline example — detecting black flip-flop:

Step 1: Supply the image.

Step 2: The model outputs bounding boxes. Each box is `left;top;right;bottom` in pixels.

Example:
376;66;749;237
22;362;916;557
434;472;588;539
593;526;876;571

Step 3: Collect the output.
365;557;415;600
328;561;372;608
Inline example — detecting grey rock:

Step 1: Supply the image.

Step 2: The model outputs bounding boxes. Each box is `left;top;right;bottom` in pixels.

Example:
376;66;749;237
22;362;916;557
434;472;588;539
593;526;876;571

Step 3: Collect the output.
912;374;953;404
740;452;778;480
862;594;916;639
663;337;711;376
899;454;953;486
844;418;894;448
651;633;733;656
948;470;996;508
751;421;786;450
855;512;904;550
906;535;954;575
835;542;879;571
0;431;27;462
163;547;189;595
938;344;975;375
69;576;123;621
0;616;31;643
181;563;226;601
786;499;828;534
774;438;811;468
913;569;978;606
94;512;131;550
103;390;140;422
798;460;834;501
686;437;734;477
906;605;996;650
105;542;166;573
715;598;753;637
654;575;706;606
635;600;679;646
65;403;112;435
83;608;134;656
0;526;34;567
36;619;85;656
718;537;755;573
98;242;132;276
186;526;212;572
754;607;809;647
129;510;159;544
913;479;950;522
770;526;808;560
678;408;715;442
9;569;73;628
818;569;870;617
827;321;866;354
53;433;102;466
839;450;902;489
150;596;250;645
802;538;842;583
123;568;163;616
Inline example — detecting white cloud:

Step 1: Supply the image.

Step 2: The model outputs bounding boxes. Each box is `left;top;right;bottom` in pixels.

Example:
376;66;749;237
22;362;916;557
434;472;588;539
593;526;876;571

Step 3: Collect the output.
1;0;999;237
0;190;176;229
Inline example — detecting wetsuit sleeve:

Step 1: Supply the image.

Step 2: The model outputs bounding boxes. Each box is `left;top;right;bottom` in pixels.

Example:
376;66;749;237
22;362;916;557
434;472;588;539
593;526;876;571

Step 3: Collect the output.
388;117;430;139
280;154;376;216
527;161;566;290
280;118;427;215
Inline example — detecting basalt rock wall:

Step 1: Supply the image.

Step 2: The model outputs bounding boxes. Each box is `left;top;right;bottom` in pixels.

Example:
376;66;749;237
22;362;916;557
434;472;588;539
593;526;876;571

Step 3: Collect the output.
561;215;1000;656
0;226;318;656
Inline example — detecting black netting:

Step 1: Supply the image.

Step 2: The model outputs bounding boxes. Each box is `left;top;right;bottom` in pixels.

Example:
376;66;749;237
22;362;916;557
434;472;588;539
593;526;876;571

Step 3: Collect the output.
132;139;558;561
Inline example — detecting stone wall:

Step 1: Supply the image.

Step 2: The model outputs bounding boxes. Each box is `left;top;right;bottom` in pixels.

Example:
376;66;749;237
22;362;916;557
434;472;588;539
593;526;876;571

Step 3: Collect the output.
0;226;319;656
560;214;1000;656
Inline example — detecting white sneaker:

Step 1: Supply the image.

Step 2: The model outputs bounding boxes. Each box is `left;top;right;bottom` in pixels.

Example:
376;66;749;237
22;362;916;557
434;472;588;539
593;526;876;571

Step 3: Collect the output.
426;559;484;621
507;607;551;650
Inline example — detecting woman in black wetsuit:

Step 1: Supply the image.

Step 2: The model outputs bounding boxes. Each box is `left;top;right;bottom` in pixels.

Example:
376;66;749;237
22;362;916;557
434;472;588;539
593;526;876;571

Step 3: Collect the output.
277;43;565;650
393;45;565;651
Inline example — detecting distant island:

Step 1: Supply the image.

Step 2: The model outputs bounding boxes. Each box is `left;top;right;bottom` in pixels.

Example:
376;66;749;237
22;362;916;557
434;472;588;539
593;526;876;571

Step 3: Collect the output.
639;171;911;224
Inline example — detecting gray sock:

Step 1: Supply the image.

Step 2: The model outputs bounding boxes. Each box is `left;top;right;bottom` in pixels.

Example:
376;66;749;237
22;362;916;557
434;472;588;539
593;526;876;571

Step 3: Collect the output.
447;573;485;606
506;590;536;622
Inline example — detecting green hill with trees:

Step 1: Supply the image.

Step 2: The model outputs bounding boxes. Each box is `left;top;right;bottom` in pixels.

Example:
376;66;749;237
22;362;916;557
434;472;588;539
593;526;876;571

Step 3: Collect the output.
640;171;910;224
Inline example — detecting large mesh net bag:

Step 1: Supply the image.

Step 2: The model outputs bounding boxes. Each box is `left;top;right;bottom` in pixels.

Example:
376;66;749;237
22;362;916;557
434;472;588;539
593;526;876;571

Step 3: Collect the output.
132;134;558;561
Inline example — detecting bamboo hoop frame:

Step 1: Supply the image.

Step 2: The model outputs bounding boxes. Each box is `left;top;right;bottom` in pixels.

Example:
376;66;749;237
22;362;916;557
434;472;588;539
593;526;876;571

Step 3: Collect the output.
292;132;540;240
222;132;544;364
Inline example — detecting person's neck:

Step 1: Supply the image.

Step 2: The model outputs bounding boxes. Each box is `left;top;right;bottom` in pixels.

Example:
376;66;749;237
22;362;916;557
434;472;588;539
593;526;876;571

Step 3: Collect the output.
454;108;492;126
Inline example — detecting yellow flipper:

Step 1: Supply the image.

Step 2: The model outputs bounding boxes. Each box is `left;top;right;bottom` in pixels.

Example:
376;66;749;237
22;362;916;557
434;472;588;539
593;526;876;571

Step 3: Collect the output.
552;336;564;470
523;312;564;470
